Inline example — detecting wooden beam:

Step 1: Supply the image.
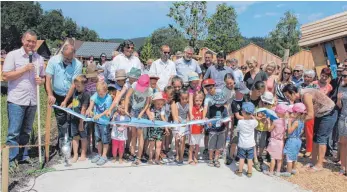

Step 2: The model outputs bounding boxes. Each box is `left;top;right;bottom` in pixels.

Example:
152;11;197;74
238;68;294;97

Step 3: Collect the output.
45;102;52;162
1;147;9;192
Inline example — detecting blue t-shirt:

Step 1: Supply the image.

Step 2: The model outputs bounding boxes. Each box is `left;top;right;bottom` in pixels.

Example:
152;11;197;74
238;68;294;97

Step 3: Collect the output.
90;93;113;123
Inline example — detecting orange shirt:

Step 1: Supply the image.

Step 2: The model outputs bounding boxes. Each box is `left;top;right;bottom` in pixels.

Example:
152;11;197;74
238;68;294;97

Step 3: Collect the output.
191;106;203;134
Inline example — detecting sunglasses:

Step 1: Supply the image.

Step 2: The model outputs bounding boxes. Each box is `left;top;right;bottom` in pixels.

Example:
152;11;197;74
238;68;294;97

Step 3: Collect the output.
293;70;301;73
241;67;247;70
283;72;291;75
126;46;134;50
163;52;171;54
342;75;347;78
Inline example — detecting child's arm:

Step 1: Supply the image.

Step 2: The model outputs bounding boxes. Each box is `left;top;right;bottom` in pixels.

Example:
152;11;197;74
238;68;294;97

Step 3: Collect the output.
287;120;299;134
171;102;179;123
124;88;133;116
264;117;271;130
267;121;275;132
94;109;109;120
138;96;151;118
67;103;73;109
107;86;128;116
79;105;88;131
146;107;153;121
189;93;194;120
234;113;244;120
86;100;95;117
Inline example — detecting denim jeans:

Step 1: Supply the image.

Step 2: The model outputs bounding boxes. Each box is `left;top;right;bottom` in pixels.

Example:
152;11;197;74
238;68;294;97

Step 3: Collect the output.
6;102;37;162
53;92;71;150
313;109;338;145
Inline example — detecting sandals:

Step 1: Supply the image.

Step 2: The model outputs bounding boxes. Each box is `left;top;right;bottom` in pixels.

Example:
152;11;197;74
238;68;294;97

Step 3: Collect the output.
246;172;252;178
338;169;346;176
188;160;196;165
304;163;313;169
308;166;323;173
208;160;214;167
131;159;141;166
148;160;154;165
214;160;221;168
254;162;261;172
235;169;243;177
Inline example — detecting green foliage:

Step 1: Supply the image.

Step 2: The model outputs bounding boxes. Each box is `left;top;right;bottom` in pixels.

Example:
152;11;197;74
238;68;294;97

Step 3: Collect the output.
266;11;301;58
62;17;78;38
167;1;208;52
76;27;99;42
204;3;242;53
1;1;42;51
150;27;188;58
37;10;65;41
139;38;154;64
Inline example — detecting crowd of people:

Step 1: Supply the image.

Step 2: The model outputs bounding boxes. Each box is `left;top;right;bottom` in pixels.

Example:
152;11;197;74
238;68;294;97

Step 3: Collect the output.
3;30;347;179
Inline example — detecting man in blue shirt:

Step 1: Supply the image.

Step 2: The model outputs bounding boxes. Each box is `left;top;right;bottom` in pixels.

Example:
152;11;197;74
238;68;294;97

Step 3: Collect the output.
45;44;82;155
175;46;202;86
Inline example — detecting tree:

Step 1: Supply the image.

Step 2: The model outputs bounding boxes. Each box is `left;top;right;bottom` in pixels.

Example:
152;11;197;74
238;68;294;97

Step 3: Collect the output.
37;9;65;40
139;38;154;64
167;1;208;52
76;26;99;41
266;11;301;58
62;17;77;38
150;27;188;58
1;1;42;51
204;3;242;54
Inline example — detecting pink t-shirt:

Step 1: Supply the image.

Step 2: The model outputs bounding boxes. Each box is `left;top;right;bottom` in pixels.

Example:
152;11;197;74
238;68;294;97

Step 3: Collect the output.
312;81;332;96
188;86;201;95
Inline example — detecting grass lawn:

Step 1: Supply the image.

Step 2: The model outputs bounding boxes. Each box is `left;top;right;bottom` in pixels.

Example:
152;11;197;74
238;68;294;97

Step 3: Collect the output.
1;87;49;145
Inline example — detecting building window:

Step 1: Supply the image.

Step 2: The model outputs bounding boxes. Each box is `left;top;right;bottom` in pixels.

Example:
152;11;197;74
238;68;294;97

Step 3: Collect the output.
344;37;347;53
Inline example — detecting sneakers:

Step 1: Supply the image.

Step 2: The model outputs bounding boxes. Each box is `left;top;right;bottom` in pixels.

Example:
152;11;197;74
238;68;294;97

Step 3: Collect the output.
281;172;292;177
203;149;208;156
128;155;136;162
177;161;184;166
96;157;108;166
254;162;261;172
91;154;101;163
225;157;233;165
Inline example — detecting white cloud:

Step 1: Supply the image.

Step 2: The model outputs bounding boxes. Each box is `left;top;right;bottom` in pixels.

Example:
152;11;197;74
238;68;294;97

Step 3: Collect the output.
307;13;324;21
265;12;279;16
229;1;257;14
254;14;262;19
276;4;286;8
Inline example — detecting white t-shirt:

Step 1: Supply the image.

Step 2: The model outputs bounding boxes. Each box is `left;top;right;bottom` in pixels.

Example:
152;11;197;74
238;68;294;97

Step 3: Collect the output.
131;82;153;110
232;69;244;84
149;59;177;90
111;116;128;141
110;53;142;80
235;119;258;148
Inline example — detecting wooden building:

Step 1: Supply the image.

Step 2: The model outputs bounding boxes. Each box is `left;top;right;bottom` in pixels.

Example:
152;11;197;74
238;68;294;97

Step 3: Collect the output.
287;50;315;70
299;11;347;77
227;43;282;67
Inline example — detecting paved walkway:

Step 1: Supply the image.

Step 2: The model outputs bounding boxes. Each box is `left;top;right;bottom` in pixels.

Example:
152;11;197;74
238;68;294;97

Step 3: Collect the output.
23;158;306;192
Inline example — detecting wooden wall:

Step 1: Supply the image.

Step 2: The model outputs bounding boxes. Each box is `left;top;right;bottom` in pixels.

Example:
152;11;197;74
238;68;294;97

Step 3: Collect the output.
288;50;315;70
227;43;282;67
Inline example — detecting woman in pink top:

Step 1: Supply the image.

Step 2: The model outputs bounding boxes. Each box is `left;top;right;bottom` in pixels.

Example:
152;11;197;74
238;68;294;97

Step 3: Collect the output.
264;61;277;94
312;67;333;96
265;104;288;176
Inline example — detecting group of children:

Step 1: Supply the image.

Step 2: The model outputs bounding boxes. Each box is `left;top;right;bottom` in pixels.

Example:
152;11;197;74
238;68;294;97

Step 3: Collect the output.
65;63;308;178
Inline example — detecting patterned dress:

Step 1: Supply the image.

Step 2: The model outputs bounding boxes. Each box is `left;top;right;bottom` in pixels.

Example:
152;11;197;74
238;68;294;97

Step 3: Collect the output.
147;106;165;141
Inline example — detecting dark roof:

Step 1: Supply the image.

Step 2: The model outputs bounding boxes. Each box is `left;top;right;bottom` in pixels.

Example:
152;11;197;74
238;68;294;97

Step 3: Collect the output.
75;41;119;59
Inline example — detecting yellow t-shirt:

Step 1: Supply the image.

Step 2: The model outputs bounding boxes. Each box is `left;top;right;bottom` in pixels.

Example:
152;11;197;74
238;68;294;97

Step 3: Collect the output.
256;105;274;132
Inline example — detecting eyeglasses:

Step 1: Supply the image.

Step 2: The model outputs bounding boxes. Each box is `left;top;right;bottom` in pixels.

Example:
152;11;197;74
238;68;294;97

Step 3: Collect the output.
293;70;301;73
283;72;291;75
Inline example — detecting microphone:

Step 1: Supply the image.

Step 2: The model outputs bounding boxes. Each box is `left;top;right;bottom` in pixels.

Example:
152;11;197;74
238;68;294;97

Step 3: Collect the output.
29;51;33;63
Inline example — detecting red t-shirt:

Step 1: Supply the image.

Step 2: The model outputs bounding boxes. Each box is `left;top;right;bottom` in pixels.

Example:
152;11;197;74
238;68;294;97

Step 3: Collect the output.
191;106;203;134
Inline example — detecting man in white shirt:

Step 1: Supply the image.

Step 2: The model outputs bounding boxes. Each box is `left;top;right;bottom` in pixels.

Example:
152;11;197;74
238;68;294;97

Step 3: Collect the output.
110;40;142;81
149;45;177;90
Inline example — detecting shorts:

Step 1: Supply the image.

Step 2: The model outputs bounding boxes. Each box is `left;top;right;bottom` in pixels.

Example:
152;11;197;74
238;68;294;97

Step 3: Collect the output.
313;110;337;144
173;126;189;137
95;123;111;144
254;130;268;149
147;127;164;141
237;147;254;160
208;131;225;150
190;134;204;145
338;116;347;137
231;127;239;144
70;119;88;139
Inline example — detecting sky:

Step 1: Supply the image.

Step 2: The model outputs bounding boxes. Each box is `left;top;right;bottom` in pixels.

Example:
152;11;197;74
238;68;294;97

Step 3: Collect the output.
39;1;347;39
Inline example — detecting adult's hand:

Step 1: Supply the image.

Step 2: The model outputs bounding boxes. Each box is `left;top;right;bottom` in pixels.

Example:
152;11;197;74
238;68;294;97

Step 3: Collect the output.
35;77;44;85
48;95;56;106
25;63;35;72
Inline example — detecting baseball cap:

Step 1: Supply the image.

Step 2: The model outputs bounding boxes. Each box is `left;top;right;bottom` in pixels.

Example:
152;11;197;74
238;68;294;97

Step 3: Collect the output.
108;84;117;91
127;67;141;79
275;104;288;114
149;73;160;80
135;74;150;93
235;82;250;94
213;89;226;105
152;92;165;101
188;72;199;82
292;103;306;113
242;102;255;114
261;92;275;105
115;69;127;80
202;79;216;87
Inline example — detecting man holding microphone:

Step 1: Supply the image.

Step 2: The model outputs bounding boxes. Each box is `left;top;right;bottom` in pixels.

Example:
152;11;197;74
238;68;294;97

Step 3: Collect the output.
2;30;45;171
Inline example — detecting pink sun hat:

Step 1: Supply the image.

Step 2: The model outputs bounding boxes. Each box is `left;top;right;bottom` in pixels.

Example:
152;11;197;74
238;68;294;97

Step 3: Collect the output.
135;74;150;93
287;105;294;113
292;103;306;113
275;104;288;114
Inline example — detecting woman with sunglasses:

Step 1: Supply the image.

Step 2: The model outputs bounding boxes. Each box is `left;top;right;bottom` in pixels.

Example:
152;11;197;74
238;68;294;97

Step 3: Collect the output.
275;67;294;105
241;65;248;76
243;57;268;90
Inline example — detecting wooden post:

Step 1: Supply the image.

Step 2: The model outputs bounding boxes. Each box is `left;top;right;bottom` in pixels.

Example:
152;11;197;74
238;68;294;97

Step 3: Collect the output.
45;102;52;162
2;147;9;192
